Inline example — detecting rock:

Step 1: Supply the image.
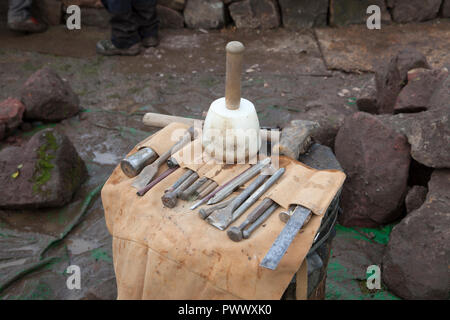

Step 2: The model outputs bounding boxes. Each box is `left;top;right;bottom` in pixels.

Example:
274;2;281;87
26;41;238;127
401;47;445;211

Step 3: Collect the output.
158;5;184;28
382;169;450;299
229;0;280;29
274;119;319;160
394;68;448;113
443;0;450;17
0;98;25;134
278;0;328;29
387;0;442;23
356;77;378;114
0;128;87;209
32;0;62;25
428;71;450;111
329;0;391;26
334;112;411;227
405;185;428;214
375;48;431;114
20;67;80;122
380;109;450;168
158;0;185;11
297;104;355;148
184;0;225;29
298;143;343;171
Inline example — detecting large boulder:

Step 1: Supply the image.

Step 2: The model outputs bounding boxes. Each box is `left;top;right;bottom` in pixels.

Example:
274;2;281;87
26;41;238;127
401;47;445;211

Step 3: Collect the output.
157;4;184;28
0;98;25;135
20;67;80;122
0;128;87;209
387;0;442;23
375;48;431;114
334;112;411;227
329;0;391;26
428;71;450;111
184;0;225;29
382;169;450;300
278;0;328;29
380;108;450;168
394;68;448;114
229;0;280;29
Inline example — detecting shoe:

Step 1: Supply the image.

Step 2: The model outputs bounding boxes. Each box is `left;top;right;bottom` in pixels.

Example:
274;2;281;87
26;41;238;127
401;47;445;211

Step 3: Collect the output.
8;17;47;33
96;40;141;56
141;36;159;48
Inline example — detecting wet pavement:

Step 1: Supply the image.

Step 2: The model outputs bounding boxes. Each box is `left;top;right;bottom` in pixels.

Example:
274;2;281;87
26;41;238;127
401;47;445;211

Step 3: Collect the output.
0;21;448;299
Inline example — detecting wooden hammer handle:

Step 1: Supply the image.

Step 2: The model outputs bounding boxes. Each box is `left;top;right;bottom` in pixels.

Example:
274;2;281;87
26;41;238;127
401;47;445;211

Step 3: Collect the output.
225;41;245;110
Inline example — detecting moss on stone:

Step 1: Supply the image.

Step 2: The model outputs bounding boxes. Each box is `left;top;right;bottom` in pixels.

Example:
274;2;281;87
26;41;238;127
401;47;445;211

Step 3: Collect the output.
32;131;59;194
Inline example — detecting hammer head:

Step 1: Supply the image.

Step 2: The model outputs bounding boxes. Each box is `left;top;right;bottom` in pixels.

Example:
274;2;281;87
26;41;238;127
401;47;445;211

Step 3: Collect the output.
227;226;243;242
161;191;178;208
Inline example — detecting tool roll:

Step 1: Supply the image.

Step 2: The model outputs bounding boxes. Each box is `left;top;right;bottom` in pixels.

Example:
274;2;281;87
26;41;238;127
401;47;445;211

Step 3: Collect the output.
101;122;346;299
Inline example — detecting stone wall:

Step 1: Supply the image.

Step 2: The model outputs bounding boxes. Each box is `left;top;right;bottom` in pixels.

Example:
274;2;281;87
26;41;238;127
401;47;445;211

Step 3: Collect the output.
34;0;449;29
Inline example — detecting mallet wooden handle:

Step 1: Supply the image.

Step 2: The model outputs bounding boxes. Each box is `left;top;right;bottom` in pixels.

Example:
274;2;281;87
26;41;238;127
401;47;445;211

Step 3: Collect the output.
225;41;245;110
142;113;279;142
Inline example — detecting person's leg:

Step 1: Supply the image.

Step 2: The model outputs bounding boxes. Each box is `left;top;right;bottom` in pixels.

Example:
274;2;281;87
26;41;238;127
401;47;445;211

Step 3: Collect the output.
132;0;159;47
7;0;47;33
97;0;141;55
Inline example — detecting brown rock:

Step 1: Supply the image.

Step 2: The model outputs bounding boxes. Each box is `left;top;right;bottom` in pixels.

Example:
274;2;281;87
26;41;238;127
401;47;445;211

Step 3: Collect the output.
380;109;450;168
158;5;184;29
394;68;448;114
0;128;87;209
334;112;411;227
0;98;25;133
387;0;442;23
405;185;427;214
428;71;450;111
382;169;450;300
229;0;280;29
278;0;328;29
20;67;80;122
375;48;431;114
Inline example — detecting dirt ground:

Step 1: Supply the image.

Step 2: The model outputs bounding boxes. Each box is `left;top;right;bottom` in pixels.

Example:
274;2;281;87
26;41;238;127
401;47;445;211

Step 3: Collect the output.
0;20;448;300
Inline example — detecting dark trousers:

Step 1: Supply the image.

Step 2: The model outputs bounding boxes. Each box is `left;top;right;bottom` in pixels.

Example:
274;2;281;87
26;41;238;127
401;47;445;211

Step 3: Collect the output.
101;0;159;49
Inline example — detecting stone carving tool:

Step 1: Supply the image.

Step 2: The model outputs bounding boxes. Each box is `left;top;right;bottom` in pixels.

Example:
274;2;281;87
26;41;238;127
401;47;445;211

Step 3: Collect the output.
136;166;179;197
279;205;296;223
227;198;274;242
260;205;312;270
207;157;271;205
242;201;279;240
189;163;258;210
202;41;261;162
121;147;158;178
198;198;235;220
161;171;199;208
164;169;194;194
207;167;285;230
206;173;270;230
132;127;195;190
180;176;208;200
192;179;213;199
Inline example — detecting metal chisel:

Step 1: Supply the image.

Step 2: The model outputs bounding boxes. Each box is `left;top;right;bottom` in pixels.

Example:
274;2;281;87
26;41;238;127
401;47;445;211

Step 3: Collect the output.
259;205;312;270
